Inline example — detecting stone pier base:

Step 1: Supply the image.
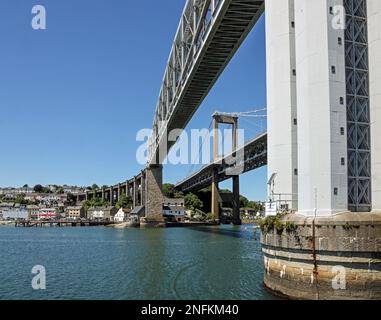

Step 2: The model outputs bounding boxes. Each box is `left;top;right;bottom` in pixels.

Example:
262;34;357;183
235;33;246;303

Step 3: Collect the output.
139;217;166;228
142;164;165;228
261;212;381;300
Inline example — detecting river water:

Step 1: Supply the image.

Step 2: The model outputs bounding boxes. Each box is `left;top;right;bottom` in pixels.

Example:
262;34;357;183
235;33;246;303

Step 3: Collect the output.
0;224;277;300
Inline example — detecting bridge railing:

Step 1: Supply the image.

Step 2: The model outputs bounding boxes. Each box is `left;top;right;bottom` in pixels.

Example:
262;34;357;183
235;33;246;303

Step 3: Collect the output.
270;193;298;214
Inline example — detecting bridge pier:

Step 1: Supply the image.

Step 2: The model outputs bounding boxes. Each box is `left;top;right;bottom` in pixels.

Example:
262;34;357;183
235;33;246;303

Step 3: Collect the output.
133;176;137;208
211;172;220;222
141;164;165;227
109;188;113;206
117;183;121;203
141;171;146;207
232;175;241;225
211;112;242;224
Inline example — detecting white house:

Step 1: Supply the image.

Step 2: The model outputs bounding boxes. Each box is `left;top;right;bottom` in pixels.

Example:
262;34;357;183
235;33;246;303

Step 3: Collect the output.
88;206;118;221
163;198;185;222
114;208;127;223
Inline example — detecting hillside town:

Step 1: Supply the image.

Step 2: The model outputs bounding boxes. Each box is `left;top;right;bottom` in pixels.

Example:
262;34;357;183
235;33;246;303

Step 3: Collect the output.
0;184;264;226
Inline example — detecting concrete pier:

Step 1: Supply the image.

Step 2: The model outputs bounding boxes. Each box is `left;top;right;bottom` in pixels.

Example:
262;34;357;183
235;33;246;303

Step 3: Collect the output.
261;212;381;300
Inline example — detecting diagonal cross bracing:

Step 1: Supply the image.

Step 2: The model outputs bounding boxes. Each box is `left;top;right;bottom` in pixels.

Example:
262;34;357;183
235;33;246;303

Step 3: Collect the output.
148;0;265;165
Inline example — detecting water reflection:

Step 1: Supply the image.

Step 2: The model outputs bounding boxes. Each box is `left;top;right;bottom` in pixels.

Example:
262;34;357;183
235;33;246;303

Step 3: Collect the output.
0;225;276;300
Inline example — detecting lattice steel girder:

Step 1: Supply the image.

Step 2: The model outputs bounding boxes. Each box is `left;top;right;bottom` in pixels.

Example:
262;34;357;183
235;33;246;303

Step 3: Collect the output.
148;0;265;164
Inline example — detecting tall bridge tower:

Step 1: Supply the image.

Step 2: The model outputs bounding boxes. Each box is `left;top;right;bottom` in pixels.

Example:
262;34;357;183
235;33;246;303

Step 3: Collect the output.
263;0;381;299
267;0;380;216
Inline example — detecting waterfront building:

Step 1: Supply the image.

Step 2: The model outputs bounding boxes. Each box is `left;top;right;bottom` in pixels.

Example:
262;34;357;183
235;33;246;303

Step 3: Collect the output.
0;208;28;220
66;206;85;220
30;208;58;220
162;198;185;222
0;202;14;209
163;198;185;207
114;208;128;223
87;206;118;221
26;205;39;220
0;187;33;195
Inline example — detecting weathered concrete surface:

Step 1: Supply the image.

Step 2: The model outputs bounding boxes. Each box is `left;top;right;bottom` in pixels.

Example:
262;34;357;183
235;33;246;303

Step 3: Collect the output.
141;165;165;228
261;212;381;300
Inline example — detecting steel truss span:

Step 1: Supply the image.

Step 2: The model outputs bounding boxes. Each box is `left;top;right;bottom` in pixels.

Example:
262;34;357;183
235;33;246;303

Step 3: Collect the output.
176;133;267;193
148;0;265;164
345;0;371;212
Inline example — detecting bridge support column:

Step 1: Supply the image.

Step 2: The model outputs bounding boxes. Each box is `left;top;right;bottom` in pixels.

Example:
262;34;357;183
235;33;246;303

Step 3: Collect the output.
101;188;105;201
211;173;219;222
141;164;165;227
138;177;142;206
231;114;241;225
110;188;113;206
141;172;146;207
133;177;137;208
211;115;220;222
232;176;241;225
117;183;121;203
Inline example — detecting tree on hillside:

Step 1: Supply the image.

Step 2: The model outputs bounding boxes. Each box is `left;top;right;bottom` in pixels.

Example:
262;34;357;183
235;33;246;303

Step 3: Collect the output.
219;189;232;194
56;187;64;194
247;201;264;212
42;187;52;194
240;195;249;208
185;193;203;212
163;184;176;198
33;184;43;193
92;184;99;191
116;195;133;209
163;183;183;199
15;194;29;205
67;193;77;206
82;198;109;211
23;184;29;189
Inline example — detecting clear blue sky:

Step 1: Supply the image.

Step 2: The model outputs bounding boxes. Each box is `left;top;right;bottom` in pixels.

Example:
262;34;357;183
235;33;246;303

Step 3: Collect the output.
0;0;268;201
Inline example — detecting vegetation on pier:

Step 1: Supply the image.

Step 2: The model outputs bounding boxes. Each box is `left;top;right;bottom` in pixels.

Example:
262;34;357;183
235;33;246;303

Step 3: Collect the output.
259;212;297;235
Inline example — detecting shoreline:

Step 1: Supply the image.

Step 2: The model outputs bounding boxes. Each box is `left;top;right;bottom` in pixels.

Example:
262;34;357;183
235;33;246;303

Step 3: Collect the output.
0;220;258;229
0;221;14;226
